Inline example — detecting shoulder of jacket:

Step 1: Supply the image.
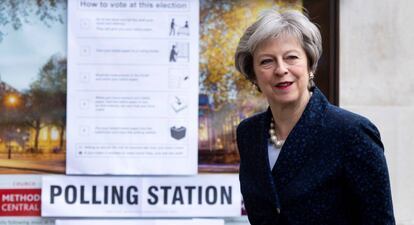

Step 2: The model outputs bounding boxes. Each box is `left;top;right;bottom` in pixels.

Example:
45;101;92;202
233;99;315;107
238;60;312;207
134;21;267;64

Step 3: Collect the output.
323;104;381;144
325;104;373;127
237;111;266;132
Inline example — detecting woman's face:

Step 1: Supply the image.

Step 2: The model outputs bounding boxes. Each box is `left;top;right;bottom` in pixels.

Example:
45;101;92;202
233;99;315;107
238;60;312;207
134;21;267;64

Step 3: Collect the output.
253;35;310;107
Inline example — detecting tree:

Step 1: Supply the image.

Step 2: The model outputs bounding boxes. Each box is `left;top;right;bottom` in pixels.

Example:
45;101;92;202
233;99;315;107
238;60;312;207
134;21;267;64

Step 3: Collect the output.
21;90;47;153
0;0;66;42
24;54;67;152
39;54;67;152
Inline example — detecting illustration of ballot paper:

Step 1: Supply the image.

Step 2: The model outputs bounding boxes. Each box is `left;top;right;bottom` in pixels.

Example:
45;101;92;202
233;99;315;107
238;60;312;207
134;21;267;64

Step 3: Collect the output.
170;95;188;113
170;126;186;140
169;68;190;89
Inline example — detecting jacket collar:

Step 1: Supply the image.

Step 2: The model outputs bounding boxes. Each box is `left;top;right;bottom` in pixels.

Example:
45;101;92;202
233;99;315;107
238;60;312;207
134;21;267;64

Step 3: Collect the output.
260;87;330;192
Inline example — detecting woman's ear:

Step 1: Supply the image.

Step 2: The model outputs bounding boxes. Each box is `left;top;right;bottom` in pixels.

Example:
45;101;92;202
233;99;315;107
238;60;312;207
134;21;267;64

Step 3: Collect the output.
252;79;261;93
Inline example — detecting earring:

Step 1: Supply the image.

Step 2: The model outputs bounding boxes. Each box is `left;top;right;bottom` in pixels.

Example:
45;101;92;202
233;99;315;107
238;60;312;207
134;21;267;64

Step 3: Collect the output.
252;81;261;92
308;72;315;90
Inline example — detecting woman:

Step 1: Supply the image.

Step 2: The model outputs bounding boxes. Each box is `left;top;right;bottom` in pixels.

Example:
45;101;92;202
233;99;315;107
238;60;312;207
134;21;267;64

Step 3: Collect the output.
235;9;395;225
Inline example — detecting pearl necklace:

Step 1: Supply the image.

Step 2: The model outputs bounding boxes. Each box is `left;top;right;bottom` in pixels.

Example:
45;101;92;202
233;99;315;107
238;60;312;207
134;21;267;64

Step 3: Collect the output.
268;91;312;149
269;117;285;148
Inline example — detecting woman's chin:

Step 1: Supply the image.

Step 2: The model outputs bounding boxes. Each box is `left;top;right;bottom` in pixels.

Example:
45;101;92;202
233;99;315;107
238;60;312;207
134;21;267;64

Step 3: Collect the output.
269;96;298;106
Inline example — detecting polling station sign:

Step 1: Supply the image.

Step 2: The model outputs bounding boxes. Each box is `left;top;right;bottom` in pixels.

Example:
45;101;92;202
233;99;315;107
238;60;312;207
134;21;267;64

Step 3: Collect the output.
41;175;241;217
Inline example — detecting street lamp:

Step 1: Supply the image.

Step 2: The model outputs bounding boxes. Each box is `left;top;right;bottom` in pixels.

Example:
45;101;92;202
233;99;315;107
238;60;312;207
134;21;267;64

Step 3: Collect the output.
4;93;19;108
3;93;20;159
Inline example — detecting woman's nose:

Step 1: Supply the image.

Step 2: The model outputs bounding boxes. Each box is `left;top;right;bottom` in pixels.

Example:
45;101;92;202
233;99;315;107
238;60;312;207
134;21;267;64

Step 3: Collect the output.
274;62;288;76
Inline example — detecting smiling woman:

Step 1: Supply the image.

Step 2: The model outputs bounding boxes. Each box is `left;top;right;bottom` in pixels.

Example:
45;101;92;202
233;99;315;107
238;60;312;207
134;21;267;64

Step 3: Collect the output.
253;36;310;114
234;8;395;225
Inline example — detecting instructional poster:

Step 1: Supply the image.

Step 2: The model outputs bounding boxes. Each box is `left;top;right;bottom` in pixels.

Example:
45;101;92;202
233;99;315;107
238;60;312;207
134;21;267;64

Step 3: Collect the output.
66;0;199;174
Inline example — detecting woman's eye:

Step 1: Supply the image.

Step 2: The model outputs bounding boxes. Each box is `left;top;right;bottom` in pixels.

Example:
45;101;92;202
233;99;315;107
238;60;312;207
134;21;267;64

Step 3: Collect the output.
260;59;272;65
286;55;298;60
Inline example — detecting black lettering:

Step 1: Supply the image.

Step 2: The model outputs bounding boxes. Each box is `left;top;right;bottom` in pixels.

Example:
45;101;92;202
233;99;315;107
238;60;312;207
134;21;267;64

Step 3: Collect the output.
139;2;153;8
112;186;123;204
160;186;171;204
221;186;232;204
80;1;97;7
110;2;127;8
184;186;195;205
50;185;62;204
92;186;102;204
147;186;158;205
206;186;217;205
65;185;77;204
172;187;184;205
126;186;139;205
104;186;108;204
198;186;202;204
80;186;90;204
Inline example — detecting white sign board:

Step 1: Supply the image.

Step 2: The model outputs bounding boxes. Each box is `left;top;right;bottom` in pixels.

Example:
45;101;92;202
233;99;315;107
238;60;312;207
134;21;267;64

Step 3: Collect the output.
66;0;199;174
42;175;241;217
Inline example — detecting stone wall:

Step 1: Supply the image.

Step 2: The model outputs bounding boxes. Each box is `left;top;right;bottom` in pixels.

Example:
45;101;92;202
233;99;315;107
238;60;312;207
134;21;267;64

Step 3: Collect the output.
340;0;414;224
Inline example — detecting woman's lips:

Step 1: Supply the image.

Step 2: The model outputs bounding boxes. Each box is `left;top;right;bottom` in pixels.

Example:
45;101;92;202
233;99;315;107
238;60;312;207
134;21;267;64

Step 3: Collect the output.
274;82;293;90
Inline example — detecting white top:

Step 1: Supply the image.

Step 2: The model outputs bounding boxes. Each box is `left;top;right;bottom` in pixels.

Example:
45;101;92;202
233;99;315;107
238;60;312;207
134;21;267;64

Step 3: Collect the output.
268;142;282;170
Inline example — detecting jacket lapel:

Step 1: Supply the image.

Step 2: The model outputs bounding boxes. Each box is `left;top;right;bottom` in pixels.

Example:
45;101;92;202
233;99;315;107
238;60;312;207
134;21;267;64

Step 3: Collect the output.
271;87;329;192
248;109;281;208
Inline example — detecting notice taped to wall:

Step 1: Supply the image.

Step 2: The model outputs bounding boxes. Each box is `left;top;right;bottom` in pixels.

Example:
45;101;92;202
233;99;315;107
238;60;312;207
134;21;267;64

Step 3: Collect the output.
66;0;199;174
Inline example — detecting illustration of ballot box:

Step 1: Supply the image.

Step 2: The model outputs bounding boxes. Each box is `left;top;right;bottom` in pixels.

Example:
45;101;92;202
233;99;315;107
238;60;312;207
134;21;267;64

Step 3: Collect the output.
170;126;186;140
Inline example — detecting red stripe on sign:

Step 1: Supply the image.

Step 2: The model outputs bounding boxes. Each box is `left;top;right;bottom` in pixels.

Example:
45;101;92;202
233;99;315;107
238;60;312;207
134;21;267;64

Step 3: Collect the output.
0;189;41;216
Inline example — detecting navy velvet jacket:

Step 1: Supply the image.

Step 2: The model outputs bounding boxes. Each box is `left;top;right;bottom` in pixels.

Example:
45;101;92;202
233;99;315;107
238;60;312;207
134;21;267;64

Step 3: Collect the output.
236;87;395;225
